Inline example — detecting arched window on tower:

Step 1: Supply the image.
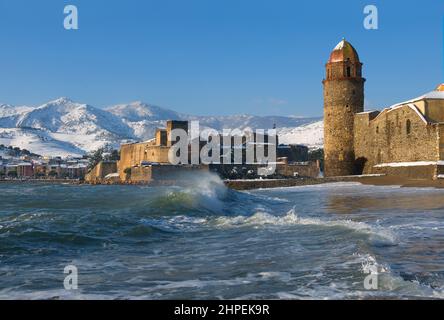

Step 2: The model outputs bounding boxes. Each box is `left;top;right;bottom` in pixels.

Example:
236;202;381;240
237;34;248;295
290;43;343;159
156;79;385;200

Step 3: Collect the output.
406;119;412;135
346;66;351;77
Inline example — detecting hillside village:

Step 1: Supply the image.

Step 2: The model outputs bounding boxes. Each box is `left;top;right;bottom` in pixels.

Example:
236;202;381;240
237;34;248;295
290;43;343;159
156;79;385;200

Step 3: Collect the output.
0;144;88;180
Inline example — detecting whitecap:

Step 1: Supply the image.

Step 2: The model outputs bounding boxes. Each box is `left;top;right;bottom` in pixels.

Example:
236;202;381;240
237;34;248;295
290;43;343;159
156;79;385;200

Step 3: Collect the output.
212;208;398;245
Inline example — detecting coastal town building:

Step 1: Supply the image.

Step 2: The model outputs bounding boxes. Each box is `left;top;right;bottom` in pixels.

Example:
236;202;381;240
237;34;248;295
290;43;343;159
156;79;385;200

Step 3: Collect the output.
324;39;444;180
0;155;88;180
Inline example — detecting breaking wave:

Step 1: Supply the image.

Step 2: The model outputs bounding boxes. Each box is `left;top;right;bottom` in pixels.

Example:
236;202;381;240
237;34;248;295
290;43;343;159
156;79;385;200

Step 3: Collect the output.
145;171;230;214
212;208;398;245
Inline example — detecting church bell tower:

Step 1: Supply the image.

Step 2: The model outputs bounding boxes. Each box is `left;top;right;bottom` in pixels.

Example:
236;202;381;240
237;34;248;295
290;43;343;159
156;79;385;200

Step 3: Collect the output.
323;39;365;177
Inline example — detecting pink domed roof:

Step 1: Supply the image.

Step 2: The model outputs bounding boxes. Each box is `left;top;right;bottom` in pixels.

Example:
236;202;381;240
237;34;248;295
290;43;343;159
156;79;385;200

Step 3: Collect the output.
328;39;360;63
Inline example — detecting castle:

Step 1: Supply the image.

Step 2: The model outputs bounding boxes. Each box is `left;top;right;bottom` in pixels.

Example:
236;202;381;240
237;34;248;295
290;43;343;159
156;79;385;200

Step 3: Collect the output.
86;119;321;184
324;39;444;180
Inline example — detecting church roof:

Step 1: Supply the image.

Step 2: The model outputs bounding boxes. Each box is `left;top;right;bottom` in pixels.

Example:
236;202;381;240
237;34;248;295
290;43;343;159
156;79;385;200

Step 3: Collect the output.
384;85;444;110
328;39;360;63
361;85;444;124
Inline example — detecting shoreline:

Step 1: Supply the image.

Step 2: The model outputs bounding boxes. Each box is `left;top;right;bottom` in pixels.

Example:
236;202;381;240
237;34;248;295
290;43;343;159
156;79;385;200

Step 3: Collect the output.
0;179;82;184
226;176;444;190
3;175;444;190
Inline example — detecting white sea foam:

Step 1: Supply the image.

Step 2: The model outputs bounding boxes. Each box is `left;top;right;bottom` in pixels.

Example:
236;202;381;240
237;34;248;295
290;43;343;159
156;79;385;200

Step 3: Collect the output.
141;215;208;232
213;208;397;244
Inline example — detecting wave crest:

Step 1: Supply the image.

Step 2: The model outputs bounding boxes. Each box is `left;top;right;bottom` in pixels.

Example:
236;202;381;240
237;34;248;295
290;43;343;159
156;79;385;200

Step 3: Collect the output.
213;208;397;245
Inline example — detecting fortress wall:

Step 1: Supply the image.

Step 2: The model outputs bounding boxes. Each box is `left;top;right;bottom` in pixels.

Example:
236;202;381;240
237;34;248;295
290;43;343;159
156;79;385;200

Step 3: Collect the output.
276;162;320;178
119;143;146;181
130;166;153;183
129;165;209;183
118;143;171;180
145;146;170;163
85;161;118;184
151;165;208;180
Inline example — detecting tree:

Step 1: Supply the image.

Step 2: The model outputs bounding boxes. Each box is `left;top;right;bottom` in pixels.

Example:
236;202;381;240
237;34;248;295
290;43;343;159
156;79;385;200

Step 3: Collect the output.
36;172;46;178
124;167;131;180
88;147;120;170
308;148;324;172
88;148;105;170
48;170;58;178
7;171;17;178
110;149;120;161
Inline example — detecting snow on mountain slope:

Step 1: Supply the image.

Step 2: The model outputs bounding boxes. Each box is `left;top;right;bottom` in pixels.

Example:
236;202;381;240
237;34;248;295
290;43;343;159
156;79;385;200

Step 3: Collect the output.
17;98;133;138
106;101;323;140
183;114;321;132
106;102;181;122
0;128;85;157
0;98;136;156
277;120;324;149
0;104;33;128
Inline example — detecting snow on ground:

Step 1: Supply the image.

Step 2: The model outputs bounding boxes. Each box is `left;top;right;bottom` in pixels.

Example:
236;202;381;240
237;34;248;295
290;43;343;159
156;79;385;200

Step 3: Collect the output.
277;121;324;149
374;161;443;168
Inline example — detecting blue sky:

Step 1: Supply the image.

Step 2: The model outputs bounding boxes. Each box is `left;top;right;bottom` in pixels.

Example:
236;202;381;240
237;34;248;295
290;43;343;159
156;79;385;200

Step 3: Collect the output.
0;0;443;116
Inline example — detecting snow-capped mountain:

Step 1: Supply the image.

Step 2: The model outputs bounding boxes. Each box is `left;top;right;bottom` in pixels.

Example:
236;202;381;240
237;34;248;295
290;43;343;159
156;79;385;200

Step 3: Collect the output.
17;98;132;137
0;98;323;157
106;101;182;122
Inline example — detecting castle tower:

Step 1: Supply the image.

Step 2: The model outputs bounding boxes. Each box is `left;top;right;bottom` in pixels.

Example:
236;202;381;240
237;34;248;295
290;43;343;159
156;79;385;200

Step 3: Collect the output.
323;39;365;177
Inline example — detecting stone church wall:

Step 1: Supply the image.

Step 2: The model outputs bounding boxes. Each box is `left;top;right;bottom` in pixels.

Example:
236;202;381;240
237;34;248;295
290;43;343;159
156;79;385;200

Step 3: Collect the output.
354;105;441;176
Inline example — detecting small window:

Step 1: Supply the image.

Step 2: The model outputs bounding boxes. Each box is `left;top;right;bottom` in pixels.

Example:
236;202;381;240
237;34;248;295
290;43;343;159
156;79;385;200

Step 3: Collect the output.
406;120;412;135
376;126;379;134
339;152;344;161
346;67;351;77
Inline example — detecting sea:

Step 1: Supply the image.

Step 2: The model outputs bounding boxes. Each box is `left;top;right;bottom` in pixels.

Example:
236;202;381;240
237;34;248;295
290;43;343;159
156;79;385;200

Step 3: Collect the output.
1;172;444;299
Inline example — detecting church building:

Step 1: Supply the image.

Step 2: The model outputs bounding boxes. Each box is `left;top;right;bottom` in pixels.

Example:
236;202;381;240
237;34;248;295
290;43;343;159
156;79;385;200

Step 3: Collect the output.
324;39;444;180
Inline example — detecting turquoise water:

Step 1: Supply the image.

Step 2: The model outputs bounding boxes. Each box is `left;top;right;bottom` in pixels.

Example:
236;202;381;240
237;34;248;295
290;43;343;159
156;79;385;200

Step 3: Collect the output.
1;174;444;299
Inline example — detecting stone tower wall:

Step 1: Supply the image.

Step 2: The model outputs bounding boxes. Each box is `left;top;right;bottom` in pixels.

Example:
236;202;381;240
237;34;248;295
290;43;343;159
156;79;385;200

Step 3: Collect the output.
323;60;365;177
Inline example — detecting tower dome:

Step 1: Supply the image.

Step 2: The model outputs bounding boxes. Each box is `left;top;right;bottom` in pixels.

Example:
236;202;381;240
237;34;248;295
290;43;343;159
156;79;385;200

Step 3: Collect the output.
436;83;444;91
328;39;360;63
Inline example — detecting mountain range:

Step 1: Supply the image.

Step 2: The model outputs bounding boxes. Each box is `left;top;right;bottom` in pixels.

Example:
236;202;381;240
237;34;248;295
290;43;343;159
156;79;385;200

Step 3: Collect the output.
0;98;323;157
